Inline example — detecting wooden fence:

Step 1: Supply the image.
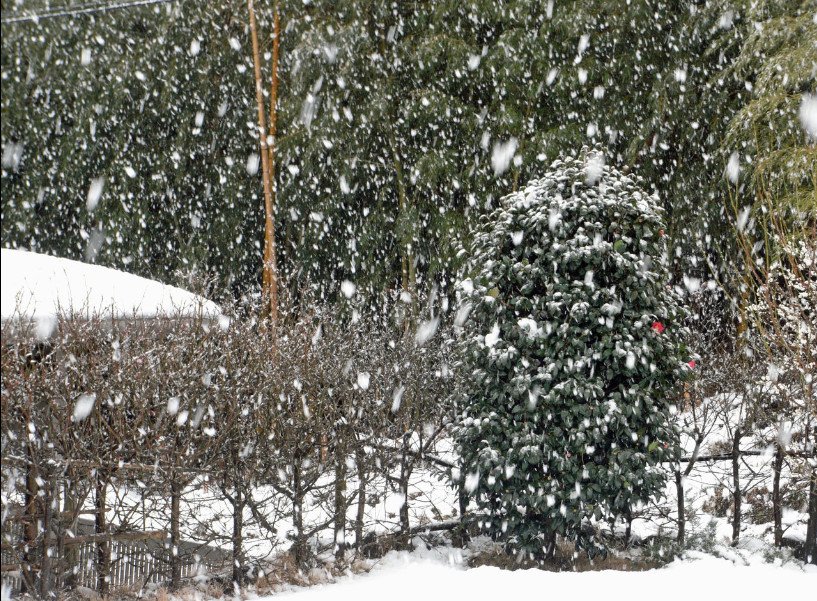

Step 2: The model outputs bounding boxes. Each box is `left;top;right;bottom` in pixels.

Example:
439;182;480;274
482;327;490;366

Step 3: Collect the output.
1;517;230;595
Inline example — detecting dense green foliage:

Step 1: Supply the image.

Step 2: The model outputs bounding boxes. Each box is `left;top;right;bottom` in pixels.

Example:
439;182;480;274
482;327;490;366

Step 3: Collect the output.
453;152;689;558
2;0;814;304
1;1;264;296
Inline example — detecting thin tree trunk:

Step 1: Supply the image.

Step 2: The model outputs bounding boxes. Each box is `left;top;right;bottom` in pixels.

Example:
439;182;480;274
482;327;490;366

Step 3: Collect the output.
676;436;703;545
623;507;633;543
62;481;78;589
772;446;784;547
806;463;817;564
731;427;742;545
170;476;182;589
452;477;469;548
292;458;307;565
543;528;557;560
232;485;244;586
247;0;277;321
675;470;685;545
334;433;347;562
355;447;367;550
39;479;53;598
21;463;39;594
398;444;410;539
95;476;110;595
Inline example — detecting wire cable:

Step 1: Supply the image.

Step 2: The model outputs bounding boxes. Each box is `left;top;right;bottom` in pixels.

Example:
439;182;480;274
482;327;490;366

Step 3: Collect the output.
1;0;179;25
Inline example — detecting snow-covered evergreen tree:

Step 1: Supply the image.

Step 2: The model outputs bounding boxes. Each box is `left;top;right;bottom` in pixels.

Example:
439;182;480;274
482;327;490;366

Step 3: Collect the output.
454;149;689;559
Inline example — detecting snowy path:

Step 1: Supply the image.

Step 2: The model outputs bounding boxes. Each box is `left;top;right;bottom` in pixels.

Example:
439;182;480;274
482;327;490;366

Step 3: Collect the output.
269;549;815;601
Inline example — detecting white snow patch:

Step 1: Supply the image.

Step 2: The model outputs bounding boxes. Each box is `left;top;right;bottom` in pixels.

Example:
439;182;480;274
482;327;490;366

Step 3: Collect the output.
86;177;105;211
725;152;740;183
736;206;751;232
391;385;406;414
577;34;590;56
584;152;605;185
454;302;473;328
415;317;440;346
35;315;57;340
491;138;518;175
683;275;701;293
548;208;562;231
1;142;23;171
357;372;370;391
265;548;815;601
577;68;588;84
1;249;221;322
73;394;96;422
799;94;817;140
517;318;541;338
464;472;480;494
246;153;260;175
484;323;500;348
340;280;357;299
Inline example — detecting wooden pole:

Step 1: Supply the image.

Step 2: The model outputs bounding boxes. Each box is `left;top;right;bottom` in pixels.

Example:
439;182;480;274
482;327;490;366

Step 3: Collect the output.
247;0;277;322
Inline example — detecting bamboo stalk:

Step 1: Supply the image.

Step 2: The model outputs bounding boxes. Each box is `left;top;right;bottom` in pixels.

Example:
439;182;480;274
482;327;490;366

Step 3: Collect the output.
247;0;277;322
265;1;281;324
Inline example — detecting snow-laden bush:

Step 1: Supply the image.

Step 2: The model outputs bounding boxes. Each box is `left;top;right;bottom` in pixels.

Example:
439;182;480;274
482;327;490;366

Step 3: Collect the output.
453;149;690;559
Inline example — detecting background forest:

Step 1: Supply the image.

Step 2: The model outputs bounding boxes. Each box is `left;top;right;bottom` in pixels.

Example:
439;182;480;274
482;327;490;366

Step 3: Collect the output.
2;0;814;310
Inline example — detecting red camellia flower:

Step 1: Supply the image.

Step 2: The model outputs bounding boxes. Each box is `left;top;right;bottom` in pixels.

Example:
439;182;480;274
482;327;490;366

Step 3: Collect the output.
651;321;665;334
688;360;696;368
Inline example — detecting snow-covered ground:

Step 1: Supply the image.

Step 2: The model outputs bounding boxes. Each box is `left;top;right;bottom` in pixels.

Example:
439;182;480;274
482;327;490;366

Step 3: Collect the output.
0;248;220;324
262;545;815;601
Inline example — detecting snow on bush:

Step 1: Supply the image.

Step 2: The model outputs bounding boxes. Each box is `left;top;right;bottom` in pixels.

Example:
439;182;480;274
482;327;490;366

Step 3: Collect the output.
454;149;690;560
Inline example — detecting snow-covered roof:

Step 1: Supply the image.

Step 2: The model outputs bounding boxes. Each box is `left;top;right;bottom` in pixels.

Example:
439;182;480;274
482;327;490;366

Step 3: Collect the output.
1;248;220;323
